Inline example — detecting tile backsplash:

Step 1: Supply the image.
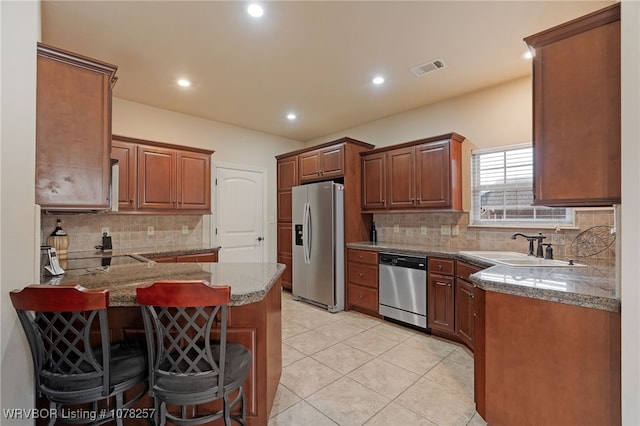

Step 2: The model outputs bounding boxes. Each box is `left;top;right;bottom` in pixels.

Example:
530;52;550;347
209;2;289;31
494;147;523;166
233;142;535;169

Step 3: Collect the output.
373;209;616;262
41;214;207;253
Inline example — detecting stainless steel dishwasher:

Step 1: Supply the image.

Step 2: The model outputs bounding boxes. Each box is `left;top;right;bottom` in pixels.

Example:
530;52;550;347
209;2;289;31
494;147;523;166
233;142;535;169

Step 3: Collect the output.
378;252;427;329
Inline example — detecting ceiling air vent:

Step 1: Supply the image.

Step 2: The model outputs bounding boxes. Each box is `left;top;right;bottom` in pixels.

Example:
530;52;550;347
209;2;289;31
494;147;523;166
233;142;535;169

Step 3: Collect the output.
411;58;446;77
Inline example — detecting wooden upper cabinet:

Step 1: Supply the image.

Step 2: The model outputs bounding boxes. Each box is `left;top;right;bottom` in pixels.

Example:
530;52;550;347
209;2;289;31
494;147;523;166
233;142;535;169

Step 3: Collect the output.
415;139;461;210
111;139;137;211
277;155;298;191
362;152;387;210
525;4;620;207
137;145;176;210
177;150;211;211
36;43;117;211
277;155;298;223
361;133;464;212
112;135;213;214
299;145;345;182
387;147;415;209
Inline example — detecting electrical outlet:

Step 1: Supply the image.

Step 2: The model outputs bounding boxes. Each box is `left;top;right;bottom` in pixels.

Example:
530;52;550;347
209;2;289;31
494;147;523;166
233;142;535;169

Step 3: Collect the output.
393;224;400;233
440;225;451;236
452;225;459;236
147;226;155;236
182;225;189;235
421;226;428;235
101;227;109;236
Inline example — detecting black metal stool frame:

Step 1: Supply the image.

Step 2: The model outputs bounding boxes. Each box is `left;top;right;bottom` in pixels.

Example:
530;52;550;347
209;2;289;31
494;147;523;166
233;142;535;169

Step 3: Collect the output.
10;284;148;426
137;280;250;426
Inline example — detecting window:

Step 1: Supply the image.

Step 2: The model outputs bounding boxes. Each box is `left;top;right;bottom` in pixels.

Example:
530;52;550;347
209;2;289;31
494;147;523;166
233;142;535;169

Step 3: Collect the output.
471;144;572;226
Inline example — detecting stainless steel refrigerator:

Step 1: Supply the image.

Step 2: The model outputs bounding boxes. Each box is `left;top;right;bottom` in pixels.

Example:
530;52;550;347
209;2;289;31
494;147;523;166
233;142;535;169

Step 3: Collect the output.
292;181;344;312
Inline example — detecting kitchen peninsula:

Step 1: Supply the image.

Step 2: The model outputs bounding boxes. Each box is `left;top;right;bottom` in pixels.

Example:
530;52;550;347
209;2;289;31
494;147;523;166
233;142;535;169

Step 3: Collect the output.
40;261;284;426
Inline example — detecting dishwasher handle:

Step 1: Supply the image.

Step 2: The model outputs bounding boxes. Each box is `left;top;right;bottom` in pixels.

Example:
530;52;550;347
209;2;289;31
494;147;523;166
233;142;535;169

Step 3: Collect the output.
379;253;426;270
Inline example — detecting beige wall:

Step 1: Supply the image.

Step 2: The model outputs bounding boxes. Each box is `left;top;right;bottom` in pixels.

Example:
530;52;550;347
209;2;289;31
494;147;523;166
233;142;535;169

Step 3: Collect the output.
621;0;640;422
1;0;40;421
111;98;304;262
307;76;533;211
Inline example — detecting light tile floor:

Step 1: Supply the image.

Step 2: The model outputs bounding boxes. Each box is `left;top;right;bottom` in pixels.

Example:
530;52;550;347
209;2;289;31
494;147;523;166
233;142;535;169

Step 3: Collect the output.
269;291;488;426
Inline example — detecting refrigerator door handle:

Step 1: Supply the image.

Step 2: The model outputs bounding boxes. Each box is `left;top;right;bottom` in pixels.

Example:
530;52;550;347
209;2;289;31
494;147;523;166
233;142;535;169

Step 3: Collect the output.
303;201;312;264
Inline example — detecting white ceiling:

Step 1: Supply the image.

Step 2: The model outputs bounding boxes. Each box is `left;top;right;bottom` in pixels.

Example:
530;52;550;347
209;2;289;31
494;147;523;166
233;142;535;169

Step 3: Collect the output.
41;1;615;142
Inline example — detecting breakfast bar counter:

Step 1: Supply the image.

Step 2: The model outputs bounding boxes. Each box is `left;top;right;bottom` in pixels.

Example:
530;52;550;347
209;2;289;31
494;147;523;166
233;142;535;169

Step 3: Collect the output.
40;262;285;426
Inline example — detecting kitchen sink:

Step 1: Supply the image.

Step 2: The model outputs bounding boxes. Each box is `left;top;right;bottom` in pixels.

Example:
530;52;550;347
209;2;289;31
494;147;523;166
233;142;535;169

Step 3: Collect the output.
459;251;585;267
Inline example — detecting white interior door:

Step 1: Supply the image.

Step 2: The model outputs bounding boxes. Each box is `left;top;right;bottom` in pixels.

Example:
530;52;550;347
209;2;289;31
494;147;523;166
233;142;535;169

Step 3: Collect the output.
214;163;266;262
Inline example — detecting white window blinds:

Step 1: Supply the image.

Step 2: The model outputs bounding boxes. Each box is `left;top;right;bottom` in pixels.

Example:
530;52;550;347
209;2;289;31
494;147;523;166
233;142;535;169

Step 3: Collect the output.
471;145;572;226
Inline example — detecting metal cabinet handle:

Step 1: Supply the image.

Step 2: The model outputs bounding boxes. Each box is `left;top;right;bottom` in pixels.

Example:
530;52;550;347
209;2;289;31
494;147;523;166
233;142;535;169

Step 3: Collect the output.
438;264;443;270
359;272;364;277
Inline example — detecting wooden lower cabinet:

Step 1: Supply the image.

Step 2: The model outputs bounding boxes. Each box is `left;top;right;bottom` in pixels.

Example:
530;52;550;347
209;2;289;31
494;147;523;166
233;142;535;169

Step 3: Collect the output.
427;258;455;336
147;250;219;264
476;290;620;425
455;261;481;350
346;249;379;315
277;223;293;291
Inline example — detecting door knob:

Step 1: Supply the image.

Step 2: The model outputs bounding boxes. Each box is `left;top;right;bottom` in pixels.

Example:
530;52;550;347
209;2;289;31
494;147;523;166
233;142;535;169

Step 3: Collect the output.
257;237;264;242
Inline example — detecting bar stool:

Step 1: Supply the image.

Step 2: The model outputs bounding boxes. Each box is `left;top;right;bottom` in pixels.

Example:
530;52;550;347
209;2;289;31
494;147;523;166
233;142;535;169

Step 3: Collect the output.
136;280;252;426
9;284;148;426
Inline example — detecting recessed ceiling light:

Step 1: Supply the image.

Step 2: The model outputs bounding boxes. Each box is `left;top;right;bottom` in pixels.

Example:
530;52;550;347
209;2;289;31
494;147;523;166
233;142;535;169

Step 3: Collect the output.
372;76;385;85
177;79;191;87
286;113;297;120
247;4;264;17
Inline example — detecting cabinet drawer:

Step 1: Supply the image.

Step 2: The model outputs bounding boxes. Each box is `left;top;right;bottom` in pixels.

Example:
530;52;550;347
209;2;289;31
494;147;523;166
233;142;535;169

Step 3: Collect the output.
429;257;454;275
347;249;378;265
347;262;378;288
347;284;378;312
456;261;482;281
176;252;218;263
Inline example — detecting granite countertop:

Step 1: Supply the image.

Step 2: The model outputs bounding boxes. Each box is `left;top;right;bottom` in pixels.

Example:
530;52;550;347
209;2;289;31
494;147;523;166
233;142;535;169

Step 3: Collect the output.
347;241;619;312
40;262;285;307
64;245;221;261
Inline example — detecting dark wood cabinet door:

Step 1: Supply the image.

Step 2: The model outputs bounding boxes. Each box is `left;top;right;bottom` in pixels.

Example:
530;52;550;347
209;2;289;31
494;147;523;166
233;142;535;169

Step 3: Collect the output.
387;147;415;209
36;44;116;211
277;156;298;191
318;146;344;179
277;156;298;222
428;272;455;333
299;145;345;182
177;150;211;212
362;152;387;210
111;139;137;210
176;252;218;263
137;145;176;210
455;278;475;350
415;140;451;208
525;4;620;206
299;150;322;182
277;224;293;291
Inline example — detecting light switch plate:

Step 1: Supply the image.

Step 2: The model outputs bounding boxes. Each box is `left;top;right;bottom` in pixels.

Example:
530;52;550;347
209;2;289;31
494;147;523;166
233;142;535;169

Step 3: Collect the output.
393;224;400;233
101;227;109;236
440;225;451;236
452;225;459;236
421;226;428;235
147;226;155;236
182;225;189;235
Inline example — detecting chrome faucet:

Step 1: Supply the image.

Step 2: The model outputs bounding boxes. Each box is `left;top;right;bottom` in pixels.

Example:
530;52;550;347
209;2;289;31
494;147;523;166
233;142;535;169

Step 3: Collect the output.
511;232;546;257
